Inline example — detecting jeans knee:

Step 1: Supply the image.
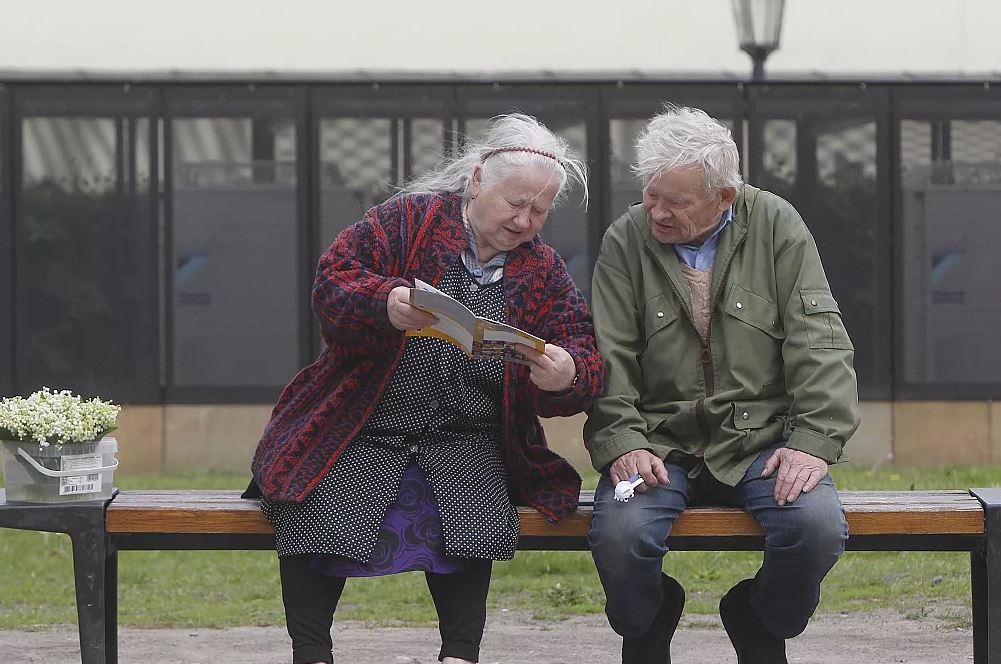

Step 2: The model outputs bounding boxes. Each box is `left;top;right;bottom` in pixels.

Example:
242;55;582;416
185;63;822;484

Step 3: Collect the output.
768;491;847;555
811;513;848;557
589;510;664;570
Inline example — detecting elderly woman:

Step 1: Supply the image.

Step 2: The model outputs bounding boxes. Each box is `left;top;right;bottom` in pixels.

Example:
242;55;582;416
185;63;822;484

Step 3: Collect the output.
246;113;603;664
585;106;860;664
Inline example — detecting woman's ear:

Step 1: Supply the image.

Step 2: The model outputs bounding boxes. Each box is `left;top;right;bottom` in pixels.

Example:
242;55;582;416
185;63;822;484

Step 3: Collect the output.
470;164;483;200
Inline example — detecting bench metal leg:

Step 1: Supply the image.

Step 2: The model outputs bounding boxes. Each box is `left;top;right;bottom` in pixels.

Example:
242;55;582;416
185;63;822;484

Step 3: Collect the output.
105;546;118;664
70;524;109;664
971;489;1001;664
973;544;988;664
0;494;114;664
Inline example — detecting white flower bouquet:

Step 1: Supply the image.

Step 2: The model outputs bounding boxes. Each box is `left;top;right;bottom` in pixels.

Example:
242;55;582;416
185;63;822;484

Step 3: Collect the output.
0;388;120;447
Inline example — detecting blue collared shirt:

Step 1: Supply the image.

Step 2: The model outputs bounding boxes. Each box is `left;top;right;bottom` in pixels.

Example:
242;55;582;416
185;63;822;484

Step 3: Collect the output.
673;207;732;272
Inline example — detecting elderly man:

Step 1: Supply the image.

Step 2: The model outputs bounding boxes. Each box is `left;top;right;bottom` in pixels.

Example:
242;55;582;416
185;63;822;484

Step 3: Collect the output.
584;105;861;664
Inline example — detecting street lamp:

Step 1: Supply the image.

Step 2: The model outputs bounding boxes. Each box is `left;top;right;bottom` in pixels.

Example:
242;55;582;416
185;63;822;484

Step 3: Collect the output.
731;0;786;81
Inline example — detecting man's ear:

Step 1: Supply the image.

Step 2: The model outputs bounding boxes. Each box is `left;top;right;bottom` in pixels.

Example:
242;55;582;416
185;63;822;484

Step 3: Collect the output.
718;186;737;212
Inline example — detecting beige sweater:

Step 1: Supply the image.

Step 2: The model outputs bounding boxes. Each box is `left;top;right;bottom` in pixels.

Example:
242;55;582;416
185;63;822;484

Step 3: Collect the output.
681;262;714;342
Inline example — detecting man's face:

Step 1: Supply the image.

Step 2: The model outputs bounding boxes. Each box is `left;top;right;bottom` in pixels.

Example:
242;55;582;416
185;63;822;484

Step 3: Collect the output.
642;166;734;245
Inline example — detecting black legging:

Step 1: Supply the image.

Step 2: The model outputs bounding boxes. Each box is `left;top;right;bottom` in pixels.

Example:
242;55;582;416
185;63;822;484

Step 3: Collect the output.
280;555;492;664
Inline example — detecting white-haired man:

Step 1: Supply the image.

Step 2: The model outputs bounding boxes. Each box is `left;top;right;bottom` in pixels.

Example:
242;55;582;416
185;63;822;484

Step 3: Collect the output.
585;105;861;664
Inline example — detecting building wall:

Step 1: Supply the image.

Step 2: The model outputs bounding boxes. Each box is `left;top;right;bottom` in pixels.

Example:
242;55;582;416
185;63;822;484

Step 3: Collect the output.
112;401;987;476
1;1;999;75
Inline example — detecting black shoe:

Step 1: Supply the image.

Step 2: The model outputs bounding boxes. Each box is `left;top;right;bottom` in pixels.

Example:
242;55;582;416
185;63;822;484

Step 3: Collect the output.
719;579;788;664
621;573;686;664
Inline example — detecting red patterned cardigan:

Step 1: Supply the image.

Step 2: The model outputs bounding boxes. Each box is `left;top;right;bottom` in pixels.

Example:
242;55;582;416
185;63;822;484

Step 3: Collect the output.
250;192;604;523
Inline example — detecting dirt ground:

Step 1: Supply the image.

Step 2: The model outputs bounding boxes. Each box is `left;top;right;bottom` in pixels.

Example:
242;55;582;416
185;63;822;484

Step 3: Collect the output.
0;610;974;663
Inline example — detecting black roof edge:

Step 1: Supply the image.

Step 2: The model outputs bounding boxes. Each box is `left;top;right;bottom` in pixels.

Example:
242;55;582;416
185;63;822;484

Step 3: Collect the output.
1;68;1000;86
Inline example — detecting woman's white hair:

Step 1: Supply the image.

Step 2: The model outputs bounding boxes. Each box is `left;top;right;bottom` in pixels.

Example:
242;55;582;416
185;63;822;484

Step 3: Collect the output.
633;105;743;193
402;113;588;209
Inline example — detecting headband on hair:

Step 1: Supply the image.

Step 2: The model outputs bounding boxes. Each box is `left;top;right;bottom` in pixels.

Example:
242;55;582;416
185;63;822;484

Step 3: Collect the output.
482;146;561;164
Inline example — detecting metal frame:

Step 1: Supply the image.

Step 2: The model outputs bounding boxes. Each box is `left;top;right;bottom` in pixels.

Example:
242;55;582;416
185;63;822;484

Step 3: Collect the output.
890;84;1001;400
9;84;160;403
0;83;12;397
309;83;456;357
1;79;1001;402
161;84;309;403
746;82;895;401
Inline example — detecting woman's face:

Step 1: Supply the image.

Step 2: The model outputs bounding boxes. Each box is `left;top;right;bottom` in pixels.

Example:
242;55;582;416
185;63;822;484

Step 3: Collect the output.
466;164;561;262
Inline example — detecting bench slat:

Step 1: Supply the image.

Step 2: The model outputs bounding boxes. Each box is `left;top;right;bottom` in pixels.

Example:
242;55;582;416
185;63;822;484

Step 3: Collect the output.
105;490;985;537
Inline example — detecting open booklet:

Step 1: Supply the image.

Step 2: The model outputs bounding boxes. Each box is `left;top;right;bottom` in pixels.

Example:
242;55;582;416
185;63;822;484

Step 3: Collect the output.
406;278;545;365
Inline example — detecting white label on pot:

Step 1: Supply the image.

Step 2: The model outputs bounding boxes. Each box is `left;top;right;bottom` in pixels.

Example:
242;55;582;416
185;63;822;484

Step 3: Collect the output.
59;453;103;496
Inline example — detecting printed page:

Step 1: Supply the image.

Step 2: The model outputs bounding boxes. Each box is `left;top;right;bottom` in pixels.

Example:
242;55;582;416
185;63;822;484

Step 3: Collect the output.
407;278;475;352
480;320;546;352
409;278;477;329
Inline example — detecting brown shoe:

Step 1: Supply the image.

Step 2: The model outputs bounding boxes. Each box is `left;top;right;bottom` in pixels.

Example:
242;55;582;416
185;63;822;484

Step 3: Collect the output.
719;579;788;664
621;573;685;664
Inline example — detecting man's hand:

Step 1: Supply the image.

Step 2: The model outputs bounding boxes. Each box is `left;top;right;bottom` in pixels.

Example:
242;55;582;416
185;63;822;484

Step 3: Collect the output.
387;285;438;331
609;449;670;493
761;448;828;506
515;343;577;392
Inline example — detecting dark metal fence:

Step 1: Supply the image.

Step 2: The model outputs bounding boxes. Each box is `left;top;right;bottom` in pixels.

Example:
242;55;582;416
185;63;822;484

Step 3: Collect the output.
2;77;1000;403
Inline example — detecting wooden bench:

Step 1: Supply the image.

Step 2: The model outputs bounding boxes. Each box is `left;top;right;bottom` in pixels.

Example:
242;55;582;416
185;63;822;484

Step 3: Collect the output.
0;488;999;663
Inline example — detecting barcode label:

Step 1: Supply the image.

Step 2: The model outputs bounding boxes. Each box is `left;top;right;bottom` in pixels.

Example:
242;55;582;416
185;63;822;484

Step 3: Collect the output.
60;475;101;496
60;453;104;496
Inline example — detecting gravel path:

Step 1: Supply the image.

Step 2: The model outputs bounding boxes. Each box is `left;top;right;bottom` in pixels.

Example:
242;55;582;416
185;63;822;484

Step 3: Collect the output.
0;610;974;663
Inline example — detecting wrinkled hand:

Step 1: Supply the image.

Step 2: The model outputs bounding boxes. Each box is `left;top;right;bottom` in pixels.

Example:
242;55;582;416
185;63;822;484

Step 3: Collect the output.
761;448;828;506
609;449;670;492
387;285;438;331
515;343;577;392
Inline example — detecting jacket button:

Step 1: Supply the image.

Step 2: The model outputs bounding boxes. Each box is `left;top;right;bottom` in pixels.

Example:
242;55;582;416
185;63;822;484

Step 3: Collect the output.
735;302;743;309
656;311;664;318
811;299;818;306
742;412;749;420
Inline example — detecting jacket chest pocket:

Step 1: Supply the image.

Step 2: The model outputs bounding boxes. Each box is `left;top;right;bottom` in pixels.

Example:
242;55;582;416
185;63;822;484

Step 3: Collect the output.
640;294;686;392
800;289;854;350
643;293;680;342
721;284;785;393
724;284;784;339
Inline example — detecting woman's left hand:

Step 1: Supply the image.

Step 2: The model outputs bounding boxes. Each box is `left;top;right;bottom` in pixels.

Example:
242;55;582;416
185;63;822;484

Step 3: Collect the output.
515;343;577;393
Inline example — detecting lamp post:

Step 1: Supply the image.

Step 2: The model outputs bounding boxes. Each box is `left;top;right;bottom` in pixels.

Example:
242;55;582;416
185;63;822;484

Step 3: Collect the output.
731;0;786;81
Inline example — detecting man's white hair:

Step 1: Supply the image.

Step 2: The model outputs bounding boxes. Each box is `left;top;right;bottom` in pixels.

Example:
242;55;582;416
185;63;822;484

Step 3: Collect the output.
633;105;743;193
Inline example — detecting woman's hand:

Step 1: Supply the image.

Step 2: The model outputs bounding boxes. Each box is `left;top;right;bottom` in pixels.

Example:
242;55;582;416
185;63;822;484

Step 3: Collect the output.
515;343;577;392
387;285;438;331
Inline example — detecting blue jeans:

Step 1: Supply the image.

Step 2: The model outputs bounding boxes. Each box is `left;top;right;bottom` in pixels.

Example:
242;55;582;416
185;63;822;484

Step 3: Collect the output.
587;445;848;640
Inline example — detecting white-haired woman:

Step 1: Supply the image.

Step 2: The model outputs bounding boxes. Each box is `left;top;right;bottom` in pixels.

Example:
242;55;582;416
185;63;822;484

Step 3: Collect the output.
246;114;604;664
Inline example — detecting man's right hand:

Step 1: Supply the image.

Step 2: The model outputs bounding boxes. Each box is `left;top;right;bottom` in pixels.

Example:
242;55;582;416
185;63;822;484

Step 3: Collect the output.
609;449;670;492
387;285;438;331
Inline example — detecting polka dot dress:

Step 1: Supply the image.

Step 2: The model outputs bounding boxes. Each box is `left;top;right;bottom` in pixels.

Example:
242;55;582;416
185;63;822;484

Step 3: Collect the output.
262;260;520;563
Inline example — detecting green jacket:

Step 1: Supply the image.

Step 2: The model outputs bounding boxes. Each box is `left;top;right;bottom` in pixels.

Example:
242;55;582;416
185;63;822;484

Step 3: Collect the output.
584;185;861;485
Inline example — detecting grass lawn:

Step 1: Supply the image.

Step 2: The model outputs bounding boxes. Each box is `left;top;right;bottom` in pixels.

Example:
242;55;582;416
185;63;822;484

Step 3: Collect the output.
0;465;997;629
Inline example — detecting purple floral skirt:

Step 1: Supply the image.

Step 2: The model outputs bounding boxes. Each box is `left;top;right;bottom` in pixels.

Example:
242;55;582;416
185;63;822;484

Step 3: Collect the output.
309;460;470;577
